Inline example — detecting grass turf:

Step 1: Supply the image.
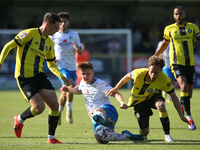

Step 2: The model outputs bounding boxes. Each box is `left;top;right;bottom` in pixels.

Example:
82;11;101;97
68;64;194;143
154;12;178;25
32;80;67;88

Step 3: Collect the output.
0;89;200;150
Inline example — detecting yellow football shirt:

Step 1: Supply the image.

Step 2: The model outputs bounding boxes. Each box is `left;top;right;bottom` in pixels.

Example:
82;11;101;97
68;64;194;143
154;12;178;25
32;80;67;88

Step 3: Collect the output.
127;68;174;107
0;28;63;79
163;22;200;67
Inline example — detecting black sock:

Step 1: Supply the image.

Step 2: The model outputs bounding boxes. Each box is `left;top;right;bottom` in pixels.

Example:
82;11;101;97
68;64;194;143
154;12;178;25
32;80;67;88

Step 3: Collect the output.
48;115;59;135
160;117;170;135
181;96;191;116
20;106;34;121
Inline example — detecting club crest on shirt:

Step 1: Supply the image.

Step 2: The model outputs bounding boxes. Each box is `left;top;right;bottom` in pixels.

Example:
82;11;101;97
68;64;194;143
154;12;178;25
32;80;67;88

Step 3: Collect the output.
188;29;192;33
45;46;48;51
20;31;27;39
147;88;153;93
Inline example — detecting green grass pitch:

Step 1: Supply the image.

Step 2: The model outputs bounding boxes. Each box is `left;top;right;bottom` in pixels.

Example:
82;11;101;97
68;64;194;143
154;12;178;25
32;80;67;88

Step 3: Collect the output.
0;89;200;150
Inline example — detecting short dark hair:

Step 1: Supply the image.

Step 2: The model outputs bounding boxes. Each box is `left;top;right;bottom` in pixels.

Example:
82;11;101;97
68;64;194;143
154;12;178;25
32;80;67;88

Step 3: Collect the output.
174;6;185;12
77;62;93;70
57;12;70;21
148;56;165;69
43;12;61;25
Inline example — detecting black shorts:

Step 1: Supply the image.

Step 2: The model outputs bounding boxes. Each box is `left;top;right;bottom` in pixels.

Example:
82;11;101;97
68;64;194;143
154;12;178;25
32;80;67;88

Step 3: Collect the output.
16;72;54;101
172;64;195;85
134;93;165;129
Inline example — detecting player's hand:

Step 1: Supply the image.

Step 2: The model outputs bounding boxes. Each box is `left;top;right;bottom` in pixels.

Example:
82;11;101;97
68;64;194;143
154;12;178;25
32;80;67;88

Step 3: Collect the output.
120;102;128;109
62;77;70;86
72;42;79;50
0;64;2;71
181;116;190;125
58;86;69;92
105;88;117;97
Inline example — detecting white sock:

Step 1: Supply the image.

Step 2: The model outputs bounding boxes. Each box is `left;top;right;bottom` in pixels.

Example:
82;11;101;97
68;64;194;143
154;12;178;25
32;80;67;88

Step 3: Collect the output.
110;132;128;141
59;105;64;113
66;101;73;112
18;115;24;124
48;135;54;140
187;115;193;120
91;111;105;118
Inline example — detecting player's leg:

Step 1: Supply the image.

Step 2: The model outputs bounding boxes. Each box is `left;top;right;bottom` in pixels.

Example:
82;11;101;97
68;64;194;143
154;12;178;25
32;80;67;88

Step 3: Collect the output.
89;108;108;127
176;76;196;130
14;77;42;138
40;89;62;144
66;78;76;124
151;94;173;142
57;84;67;125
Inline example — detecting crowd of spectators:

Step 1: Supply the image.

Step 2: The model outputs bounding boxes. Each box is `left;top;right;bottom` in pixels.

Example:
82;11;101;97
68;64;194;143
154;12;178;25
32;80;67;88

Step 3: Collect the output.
1;15;200;56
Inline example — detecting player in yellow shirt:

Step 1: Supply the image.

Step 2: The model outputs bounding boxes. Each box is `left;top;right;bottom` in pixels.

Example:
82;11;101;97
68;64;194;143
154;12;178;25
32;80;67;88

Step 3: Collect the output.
0;12;69;144
154;6;200;130
106;56;189;142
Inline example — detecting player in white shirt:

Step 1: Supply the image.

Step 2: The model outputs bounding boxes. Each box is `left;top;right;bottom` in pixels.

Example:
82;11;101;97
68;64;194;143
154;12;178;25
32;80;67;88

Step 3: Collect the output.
50;12;83;125
59;62;144;142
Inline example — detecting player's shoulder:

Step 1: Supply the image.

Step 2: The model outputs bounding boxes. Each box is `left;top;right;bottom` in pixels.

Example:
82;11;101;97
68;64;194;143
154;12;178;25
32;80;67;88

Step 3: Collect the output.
135;68;148;73
186;22;199;28
159;72;170;80
68;30;79;36
16;28;38;40
165;23;176;30
95;78;110;87
95;78;105;84
20;28;38;35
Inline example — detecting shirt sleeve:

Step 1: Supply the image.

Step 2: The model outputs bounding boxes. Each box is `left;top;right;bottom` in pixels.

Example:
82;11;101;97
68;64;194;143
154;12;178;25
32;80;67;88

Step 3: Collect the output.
45;44;64;79
194;24;200;40
0;40;18;65
163;26;170;41
161;75;174;94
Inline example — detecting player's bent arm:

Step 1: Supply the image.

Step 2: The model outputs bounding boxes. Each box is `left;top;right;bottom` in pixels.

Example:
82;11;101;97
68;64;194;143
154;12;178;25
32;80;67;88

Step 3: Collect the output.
0;40;18;68
114;72;131;91
73;42;83;55
46;60;64;79
154;39;170;56
113;92;128;109
170;91;189;124
105;72;131;97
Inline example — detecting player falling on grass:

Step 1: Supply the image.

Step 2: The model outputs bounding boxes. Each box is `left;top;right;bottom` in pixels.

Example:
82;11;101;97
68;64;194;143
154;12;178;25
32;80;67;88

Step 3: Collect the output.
0;12;70;144
154;6;200;130
59;62;144;142
106;56;189;142
50;12;83;125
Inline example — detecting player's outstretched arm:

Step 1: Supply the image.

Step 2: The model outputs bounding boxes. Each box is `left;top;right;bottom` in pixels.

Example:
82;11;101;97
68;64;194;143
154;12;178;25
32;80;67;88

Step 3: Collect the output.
105;72;131;97
170;91;189;125
59;85;82;95
113;91;128;109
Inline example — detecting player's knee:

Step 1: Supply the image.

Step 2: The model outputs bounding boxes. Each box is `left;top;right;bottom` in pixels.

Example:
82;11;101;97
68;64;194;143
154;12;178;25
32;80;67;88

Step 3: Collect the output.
34;104;45;114
155;100;165;111
50;101;59;111
61;91;67;96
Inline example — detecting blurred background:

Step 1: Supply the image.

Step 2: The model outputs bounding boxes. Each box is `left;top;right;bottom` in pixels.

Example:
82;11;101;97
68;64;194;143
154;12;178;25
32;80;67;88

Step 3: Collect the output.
1;0;200;90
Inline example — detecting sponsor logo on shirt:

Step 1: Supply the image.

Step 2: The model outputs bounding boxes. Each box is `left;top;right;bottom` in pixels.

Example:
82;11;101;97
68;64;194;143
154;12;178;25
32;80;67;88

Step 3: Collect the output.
20;31;27;39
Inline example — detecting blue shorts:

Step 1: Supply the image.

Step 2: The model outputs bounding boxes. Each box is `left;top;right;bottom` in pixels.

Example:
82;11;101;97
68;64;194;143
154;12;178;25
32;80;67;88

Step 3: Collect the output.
93;104;118;132
163;68;175;81
58;69;76;84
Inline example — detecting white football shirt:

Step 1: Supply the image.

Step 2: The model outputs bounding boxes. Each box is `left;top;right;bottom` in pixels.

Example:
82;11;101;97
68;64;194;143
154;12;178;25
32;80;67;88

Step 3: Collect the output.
50;30;82;71
156;41;170;69
78;78;112;113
